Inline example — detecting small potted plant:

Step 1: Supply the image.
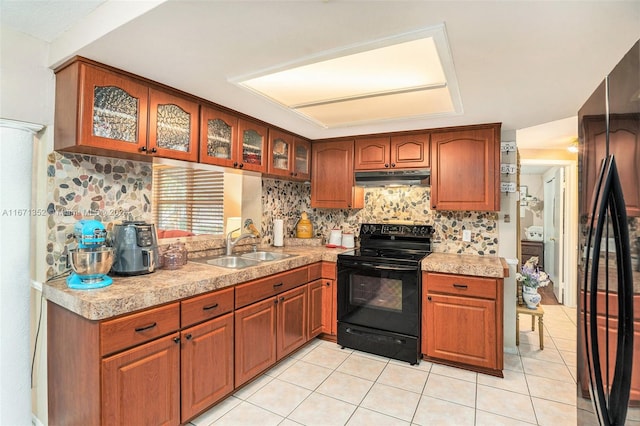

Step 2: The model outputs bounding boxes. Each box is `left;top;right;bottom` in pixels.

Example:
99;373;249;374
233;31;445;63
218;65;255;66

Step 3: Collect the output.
516;256;550;309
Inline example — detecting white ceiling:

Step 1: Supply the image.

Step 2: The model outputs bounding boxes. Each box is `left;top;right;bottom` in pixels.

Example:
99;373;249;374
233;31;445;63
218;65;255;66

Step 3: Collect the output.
2;0;639;147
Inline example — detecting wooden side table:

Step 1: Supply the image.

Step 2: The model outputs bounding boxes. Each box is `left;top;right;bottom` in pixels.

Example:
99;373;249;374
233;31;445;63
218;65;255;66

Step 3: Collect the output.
516;304;545;350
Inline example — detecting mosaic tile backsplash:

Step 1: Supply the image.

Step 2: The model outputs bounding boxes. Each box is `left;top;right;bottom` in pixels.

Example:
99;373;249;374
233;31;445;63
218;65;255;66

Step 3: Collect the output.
46;155;499;280
46;152;152;279
261;179;499;256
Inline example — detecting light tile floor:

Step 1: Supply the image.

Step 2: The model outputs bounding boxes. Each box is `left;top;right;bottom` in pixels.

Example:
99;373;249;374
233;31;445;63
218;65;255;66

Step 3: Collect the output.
191;305;578;426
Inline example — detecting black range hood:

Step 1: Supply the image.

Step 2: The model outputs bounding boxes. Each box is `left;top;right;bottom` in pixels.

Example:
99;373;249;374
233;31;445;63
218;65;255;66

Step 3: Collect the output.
354;169;430;187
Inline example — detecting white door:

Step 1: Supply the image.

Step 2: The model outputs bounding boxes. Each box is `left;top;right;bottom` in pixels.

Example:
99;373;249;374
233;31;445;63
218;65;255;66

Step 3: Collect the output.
543;168;564;302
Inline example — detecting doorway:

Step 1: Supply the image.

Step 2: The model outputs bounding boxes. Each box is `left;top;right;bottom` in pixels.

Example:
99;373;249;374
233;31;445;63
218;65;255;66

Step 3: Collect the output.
520;159;578;307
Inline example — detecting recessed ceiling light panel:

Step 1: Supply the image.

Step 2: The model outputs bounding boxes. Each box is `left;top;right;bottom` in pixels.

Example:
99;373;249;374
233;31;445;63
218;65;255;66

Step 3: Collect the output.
232;24;462;128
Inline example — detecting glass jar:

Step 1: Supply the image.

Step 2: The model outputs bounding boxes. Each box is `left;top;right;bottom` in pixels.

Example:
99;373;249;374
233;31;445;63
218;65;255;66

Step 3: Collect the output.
169;241;188;265
163;251;182;270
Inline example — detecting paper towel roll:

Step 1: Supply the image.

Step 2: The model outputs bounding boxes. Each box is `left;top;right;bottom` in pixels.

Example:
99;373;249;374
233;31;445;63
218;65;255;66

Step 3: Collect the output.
273;219;284;247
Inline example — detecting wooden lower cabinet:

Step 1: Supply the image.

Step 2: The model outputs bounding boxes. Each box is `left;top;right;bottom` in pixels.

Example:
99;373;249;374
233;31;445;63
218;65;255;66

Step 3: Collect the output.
424;294;497;370
235;284;308;386
234;297;277;387
102;332;181;426
321;262;338;337
308;279;324;338
422;272;503;376
49;264;334;424
277;285;308;358
181;313;234;422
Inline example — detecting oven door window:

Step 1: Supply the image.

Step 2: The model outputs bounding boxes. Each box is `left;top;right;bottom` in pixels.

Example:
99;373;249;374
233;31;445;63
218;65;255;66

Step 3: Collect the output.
338;261;419;336
350;275;403;312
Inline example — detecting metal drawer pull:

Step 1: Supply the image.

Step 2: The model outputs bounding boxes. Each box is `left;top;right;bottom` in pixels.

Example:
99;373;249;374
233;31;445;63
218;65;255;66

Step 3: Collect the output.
134;322;157;332
202;303;219;311
273;282;283;288
453;283;468;289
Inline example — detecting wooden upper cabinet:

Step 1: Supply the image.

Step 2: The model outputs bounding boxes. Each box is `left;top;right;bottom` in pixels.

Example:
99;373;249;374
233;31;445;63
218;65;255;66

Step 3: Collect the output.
582;114;640;216
148;88;199;162
238;118;268;173
199;106;238;168
391;133;430;168
354;133;429;170
200;108;269;173
55;59;198;162
430;125;501;211
268;129;293;178
311;140;364;209
292;137;312;181
55;61;149;155
267;130;311;181
355;137;391;170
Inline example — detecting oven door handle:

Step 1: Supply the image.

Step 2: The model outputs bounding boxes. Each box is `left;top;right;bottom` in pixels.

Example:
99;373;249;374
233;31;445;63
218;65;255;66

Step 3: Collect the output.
342;261;418;272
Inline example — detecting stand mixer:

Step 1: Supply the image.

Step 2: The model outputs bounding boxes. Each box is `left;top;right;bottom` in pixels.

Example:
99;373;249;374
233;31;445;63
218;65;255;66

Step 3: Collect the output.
66;219;114;289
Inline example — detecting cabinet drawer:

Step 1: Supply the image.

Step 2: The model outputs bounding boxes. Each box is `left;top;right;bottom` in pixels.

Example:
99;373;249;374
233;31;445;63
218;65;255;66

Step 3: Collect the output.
100;302;180;356
426;273;497;300
235;266;308;308
181;287;234;328
308;262;323;281
321;261;337;280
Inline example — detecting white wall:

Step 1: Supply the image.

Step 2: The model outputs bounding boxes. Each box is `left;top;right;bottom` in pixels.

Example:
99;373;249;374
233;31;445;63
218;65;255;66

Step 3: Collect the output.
0;26;55;425
498;141;518;353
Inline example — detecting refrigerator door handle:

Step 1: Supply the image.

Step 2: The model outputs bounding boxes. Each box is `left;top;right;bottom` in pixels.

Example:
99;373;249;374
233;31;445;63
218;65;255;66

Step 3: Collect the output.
584;155;634;426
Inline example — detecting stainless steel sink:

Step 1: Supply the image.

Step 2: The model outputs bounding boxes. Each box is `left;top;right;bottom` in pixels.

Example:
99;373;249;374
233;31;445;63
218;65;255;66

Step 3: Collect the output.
204;255;260;269
240;251;293;261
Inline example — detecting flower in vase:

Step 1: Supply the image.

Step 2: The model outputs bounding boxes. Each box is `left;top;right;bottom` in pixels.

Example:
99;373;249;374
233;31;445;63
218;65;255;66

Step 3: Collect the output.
516;256;550;289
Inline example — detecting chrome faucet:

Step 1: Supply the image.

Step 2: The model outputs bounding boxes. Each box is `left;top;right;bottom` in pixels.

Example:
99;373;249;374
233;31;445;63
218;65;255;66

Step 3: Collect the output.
226;228;258;255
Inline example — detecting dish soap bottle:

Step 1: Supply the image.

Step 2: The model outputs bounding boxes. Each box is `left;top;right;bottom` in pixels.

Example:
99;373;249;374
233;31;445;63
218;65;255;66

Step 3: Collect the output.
296;212;313;238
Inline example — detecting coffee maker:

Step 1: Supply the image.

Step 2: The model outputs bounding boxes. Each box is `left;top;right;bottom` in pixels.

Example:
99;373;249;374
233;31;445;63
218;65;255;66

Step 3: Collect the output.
111;221;159;275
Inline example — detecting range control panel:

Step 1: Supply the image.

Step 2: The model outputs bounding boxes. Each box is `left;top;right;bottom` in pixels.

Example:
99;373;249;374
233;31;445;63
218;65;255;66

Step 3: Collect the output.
359;223;434;237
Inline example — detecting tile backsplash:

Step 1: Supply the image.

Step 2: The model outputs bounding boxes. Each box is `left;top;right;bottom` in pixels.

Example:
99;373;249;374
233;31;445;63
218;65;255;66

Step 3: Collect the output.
46;152;152;279
46;155;499;279
261;179;499;255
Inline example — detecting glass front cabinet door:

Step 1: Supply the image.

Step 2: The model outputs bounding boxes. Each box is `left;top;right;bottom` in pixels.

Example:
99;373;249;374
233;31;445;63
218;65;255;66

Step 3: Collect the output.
79;64;149;153
268;129;293;178
237;119;267;173
149;88;199;162
200;107;238;167
293;137;311;181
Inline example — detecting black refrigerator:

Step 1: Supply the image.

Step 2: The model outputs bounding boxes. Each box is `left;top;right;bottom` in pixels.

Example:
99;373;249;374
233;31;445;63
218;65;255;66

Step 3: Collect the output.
577;40;639;425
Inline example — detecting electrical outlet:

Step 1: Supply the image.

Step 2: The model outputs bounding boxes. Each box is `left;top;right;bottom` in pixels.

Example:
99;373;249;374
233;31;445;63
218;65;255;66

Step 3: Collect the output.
462;230;472;242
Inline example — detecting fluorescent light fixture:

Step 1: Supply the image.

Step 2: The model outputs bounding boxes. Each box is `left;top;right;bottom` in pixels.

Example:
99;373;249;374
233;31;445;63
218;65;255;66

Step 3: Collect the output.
232;24;462;128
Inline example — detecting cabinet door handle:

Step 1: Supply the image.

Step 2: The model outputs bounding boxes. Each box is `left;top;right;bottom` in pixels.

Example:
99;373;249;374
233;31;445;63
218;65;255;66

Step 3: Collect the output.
279;296;285;301
173;337;181;344
427;296;432;301
453;283;468;289
239;163;244;168
150;147;157;153
384;163;389;168
139;146;147;152
203;303;219;311
134;322;157;332
325;281;330;286
185;333;193;340
273;282;283;288
233;162;238;167
391;163;396;168
274;299;279;304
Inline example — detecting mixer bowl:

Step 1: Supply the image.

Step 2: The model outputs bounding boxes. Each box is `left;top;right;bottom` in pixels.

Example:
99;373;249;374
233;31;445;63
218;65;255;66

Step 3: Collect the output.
69;247;114;281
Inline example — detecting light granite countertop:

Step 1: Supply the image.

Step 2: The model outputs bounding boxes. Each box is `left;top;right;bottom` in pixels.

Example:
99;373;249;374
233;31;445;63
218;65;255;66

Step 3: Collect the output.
44;247;508;321
422;253;508;278
43;246;346;321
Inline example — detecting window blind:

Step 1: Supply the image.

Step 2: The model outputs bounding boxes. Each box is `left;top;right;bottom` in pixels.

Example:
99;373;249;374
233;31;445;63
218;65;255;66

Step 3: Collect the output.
152;166;224;235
